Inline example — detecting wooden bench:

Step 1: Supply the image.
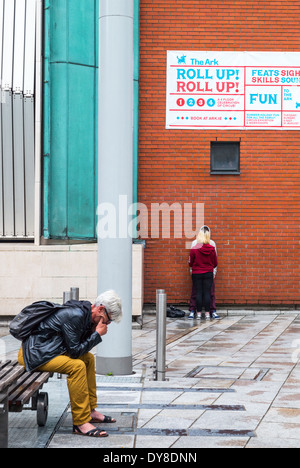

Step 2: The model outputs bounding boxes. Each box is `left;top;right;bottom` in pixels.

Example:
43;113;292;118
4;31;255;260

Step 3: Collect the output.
0;360;52;448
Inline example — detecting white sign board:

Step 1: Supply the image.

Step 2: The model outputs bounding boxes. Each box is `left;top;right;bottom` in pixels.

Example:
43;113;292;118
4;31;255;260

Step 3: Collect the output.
166;51;300;130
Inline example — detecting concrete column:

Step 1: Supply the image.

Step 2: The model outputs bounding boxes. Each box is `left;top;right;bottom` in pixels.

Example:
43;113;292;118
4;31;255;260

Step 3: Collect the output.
97;0;134;375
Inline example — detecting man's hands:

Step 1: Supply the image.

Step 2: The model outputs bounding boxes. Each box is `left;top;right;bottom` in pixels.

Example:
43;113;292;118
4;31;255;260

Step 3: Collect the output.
96;317;108;337
91;305;111;337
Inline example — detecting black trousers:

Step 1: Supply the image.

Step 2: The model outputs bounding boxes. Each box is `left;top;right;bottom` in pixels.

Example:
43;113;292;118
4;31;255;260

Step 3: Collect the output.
192;272;214;313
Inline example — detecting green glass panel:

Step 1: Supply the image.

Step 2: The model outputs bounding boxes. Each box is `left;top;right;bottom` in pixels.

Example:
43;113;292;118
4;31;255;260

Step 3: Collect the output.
67;65;96;238
43;0;138;241
44;0;98;240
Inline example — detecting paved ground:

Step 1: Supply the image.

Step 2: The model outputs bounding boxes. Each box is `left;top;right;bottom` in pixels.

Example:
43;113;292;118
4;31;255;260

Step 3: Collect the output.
1;310;300;448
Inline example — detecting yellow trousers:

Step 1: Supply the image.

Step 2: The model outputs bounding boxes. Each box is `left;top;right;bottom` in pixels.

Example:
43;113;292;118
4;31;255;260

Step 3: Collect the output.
18;347;97;426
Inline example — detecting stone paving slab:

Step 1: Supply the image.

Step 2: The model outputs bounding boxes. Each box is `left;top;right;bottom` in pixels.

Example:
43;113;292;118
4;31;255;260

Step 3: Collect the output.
1;312;300;448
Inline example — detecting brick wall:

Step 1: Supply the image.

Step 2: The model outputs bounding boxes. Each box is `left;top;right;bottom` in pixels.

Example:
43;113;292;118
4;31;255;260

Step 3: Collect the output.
138;0;300;306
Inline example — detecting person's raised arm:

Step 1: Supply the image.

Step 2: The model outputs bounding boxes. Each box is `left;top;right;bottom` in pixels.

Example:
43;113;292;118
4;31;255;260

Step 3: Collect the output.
61;311;102;359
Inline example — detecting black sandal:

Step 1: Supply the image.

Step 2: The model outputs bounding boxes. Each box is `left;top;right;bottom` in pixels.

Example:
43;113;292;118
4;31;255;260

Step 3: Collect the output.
90;415;116;424
73;425;108;438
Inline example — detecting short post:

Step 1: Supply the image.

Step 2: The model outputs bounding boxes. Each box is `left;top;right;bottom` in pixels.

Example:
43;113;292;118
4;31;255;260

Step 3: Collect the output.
63;291;72;304
59;288;79;380
156;289;165;349
156;290;167;381
70;287;79;301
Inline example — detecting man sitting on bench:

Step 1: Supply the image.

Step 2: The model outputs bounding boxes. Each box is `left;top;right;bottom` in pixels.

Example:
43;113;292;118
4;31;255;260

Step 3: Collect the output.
18;290;122;439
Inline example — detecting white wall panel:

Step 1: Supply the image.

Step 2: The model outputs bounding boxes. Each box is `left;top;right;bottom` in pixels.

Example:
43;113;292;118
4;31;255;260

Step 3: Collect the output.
0;1;4;81
0;101;3;236
2;91;14;237
2;0;15;90
13;0;26;93
0;1;4;236
24;96;35;237
13;93;26;236
0;0;38;239
24;0;36;96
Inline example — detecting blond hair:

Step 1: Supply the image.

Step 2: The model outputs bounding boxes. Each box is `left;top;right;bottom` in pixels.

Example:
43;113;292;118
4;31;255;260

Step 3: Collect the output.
197;229;210;244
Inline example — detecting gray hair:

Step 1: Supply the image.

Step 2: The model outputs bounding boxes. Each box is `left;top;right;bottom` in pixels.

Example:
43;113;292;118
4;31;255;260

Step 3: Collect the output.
95;290;123;324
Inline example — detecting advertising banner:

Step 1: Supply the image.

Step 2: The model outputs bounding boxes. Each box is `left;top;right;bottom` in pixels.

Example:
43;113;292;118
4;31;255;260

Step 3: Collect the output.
166;51;300;130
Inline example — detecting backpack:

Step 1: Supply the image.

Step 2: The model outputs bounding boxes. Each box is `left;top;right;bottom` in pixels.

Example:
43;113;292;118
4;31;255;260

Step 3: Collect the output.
166;305;186;318
9;301;71;341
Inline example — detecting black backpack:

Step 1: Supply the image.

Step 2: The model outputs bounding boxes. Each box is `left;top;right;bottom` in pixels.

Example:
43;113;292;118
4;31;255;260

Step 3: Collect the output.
9;301;72;341
166;305;186;318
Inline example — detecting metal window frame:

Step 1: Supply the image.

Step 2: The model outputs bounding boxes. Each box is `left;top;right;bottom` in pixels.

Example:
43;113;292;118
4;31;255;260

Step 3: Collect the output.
210;141;241;175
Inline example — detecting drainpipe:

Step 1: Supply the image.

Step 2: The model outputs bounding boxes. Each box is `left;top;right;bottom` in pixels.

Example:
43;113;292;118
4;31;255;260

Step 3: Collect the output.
34;0;43;245
43;0;51;240
133;0;140;238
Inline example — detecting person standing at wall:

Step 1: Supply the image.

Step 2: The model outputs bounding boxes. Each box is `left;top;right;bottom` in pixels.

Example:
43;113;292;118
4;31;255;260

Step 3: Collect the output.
189;228;218;320
189;226;219;319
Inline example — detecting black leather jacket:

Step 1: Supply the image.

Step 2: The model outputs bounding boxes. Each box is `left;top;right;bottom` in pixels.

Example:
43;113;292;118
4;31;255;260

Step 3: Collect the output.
22;301;102;372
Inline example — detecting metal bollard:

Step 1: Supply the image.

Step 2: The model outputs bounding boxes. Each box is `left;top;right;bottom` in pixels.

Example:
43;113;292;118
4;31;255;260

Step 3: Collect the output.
156;290;167;381
156;289;165;309
70;287;79;301
63;291;72;304
58;288;79;380
156;289;165;351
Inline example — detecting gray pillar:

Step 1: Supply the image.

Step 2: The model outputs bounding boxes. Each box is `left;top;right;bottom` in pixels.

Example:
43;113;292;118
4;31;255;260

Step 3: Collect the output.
97;0;134;375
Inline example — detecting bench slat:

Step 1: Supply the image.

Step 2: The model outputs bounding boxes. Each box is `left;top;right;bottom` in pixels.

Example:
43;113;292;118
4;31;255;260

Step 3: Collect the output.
1;360;51;410
6;371;30;393
9;371;51;405
8;372;41;403
0;361;12;371
10;373;51;405
0;365;13;380
0;366;25;392
0;360;18;370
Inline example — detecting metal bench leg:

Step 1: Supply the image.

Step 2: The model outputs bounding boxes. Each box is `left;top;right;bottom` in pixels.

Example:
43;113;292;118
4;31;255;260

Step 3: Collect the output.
0;394;8;449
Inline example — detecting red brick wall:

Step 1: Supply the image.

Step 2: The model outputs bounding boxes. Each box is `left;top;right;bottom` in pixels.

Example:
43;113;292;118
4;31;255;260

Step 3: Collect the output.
138;0;300;306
